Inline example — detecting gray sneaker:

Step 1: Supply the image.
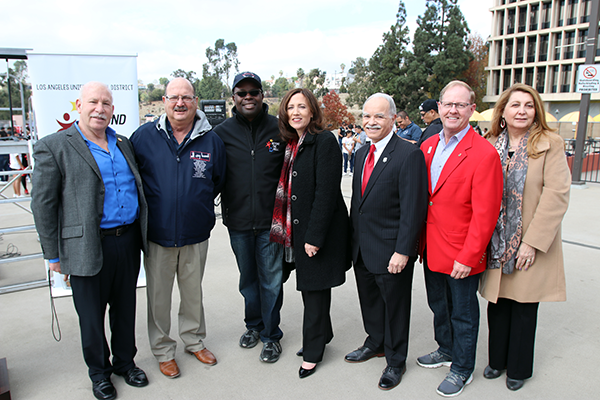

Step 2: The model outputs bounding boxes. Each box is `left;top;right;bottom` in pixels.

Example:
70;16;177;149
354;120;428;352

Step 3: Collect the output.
417;350;452;368
239;329;260;348
260;341;282;363
436;371;473;397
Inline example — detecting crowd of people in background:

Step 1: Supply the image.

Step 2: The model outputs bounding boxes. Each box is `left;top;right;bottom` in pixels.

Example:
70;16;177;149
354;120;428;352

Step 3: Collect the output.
24;73;570;400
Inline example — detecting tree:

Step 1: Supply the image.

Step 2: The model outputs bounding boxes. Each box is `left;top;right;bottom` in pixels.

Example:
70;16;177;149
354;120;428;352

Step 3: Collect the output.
461;33;489;110
369;1;410;101
159;77;170;86
271;77;290;98
306;68;327;97
400;0;471;121
296;68;305;87
196;64;226;100
0;61;32;121
346;57;373;108
204;39;240;93
322;90;355;130
171;69;198;85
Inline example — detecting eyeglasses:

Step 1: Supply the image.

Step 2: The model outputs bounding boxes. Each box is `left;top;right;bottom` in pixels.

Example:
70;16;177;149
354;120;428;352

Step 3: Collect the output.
165;95;196;103
420;112;426;117
439;102;471;110
234;89;262;97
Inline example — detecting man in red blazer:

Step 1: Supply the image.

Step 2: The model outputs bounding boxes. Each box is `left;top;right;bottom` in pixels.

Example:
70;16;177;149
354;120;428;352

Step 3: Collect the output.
418;81;503;397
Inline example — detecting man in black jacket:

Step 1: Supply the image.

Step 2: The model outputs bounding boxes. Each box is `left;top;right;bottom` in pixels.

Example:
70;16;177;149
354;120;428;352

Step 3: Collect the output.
213;72;286;363
417;99;443;147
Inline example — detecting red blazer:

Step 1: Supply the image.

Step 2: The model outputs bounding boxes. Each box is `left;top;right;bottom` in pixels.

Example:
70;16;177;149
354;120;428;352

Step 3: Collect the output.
420;127;503;276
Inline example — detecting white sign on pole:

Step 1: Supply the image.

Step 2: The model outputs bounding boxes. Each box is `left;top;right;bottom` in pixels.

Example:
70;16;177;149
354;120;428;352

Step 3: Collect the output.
576;64;600;93
27;53;140;139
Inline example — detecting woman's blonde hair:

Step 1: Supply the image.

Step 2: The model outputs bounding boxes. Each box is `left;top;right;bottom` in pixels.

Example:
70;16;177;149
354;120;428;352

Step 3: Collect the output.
488;83;554;158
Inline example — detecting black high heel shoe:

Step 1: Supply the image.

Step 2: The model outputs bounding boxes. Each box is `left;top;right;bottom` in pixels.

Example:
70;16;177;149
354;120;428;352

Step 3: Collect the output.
299;363;318;379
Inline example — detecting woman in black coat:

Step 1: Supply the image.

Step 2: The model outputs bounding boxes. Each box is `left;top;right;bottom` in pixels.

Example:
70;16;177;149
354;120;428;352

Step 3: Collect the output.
270;88;350;378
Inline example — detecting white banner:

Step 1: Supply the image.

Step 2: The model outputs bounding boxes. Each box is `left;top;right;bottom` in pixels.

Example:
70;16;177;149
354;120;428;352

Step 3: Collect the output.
28;53;139;139
27;53;144;297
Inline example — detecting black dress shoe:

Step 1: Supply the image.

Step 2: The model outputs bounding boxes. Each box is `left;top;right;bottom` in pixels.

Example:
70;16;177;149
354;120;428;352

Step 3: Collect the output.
115;366;149;387
506;377;524;391
378;365;406;390
296;348;303;357
92;378;116;400
344;346;384;363
299;364;318;379
483;365;502;379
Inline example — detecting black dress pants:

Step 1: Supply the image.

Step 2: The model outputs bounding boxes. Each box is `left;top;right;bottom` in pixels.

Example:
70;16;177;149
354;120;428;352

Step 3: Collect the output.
487;297;539;380
70;224;141;382
301;289;333;363
353;253;415;368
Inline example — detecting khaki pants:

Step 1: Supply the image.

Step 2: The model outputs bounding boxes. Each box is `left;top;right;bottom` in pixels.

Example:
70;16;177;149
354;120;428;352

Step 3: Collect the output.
145;240;208;362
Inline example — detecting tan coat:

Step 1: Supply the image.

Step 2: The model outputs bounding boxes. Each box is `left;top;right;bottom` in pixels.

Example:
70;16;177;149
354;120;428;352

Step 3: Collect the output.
479;132;570;303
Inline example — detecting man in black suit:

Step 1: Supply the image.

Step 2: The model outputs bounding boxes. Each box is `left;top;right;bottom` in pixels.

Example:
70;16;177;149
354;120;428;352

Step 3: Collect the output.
346;93;428;390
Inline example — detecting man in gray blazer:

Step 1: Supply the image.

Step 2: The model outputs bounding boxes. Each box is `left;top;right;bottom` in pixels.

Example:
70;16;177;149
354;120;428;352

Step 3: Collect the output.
31;82;149;400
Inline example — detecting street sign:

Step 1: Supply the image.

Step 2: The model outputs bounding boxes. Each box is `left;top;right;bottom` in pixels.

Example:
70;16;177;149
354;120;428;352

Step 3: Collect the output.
576;64;600;93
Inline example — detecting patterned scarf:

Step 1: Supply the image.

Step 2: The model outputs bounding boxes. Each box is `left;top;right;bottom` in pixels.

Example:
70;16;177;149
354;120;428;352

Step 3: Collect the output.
488;129;529;274
270;132;307;262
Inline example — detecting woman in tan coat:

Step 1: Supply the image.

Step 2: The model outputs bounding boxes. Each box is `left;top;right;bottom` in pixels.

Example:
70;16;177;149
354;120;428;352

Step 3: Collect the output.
479;83;570;391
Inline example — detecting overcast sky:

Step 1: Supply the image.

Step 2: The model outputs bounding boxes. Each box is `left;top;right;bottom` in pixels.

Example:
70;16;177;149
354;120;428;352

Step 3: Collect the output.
4;0;492;85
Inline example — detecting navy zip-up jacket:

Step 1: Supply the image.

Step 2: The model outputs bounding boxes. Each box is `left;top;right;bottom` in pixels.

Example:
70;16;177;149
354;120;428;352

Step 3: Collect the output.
130;110;226;247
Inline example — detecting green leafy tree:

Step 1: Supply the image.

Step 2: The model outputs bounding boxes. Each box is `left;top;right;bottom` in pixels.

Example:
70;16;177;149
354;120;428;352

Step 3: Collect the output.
346;57;373;108
159;77;170;86
400;0;471;121
272;77;290;99
0;61;32;121
369;1;410;101
296;68;305;87
306;68;327;97
171;69;198;85
204;39;240;93
197;64;226;100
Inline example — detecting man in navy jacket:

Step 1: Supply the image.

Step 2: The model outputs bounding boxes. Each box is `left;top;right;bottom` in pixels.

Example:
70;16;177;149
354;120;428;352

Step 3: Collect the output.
130;78;225;379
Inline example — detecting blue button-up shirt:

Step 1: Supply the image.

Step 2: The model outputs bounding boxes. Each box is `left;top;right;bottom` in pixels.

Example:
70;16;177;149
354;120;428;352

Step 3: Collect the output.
397;121;423;142
75;122;139;229
429;126;470;192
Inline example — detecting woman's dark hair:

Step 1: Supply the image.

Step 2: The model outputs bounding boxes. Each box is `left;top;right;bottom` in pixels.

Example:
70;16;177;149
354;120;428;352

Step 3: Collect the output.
278;88;324;141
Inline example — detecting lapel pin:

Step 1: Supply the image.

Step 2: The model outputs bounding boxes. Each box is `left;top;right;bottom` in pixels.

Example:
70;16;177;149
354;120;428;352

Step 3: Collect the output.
117;138;122;142
427;147;432;154
458;153;462;157
383;157;388;163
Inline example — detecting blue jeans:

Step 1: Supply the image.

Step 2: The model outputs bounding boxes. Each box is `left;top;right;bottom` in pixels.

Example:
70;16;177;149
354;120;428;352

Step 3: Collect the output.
424;261;480;379
228;228;284;342
343;153;354;173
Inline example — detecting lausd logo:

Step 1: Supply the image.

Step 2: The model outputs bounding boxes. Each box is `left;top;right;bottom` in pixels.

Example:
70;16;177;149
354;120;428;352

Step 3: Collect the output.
56;100;78;131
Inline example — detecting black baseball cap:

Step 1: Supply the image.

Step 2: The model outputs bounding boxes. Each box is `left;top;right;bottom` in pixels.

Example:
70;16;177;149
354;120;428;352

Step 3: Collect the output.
232;71;262;90
420;99;438;113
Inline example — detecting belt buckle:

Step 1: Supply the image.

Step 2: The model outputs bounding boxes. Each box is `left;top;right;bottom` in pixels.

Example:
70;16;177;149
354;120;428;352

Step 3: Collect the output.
115;227;123;237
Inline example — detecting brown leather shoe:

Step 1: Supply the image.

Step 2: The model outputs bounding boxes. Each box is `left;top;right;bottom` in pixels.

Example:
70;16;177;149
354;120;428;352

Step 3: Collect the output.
159;359;180;378
187;348;217;365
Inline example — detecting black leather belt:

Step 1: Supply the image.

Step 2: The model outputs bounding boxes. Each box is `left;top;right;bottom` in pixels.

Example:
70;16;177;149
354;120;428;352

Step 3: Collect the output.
100;222;134;238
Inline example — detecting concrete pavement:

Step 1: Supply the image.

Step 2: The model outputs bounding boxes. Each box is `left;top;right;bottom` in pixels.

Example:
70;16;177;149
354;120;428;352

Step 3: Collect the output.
1;177;599;400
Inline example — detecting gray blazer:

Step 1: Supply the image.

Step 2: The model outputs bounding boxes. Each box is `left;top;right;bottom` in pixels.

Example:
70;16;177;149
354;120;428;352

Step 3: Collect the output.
31;125;148;277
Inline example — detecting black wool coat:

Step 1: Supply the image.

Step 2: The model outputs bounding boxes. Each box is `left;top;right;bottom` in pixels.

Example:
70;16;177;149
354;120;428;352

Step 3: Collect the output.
290;130;350;291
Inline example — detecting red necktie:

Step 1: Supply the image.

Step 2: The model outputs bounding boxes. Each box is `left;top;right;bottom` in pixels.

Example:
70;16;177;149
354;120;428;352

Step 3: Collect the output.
361;145;376;196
